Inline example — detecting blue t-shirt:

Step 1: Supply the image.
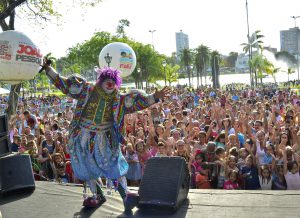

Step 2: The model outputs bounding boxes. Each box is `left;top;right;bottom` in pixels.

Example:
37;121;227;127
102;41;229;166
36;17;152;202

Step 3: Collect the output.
237;133;245;148
242;166;260;190
272;173;287;190
194;95;200;106
263;153;273;165
232;95;239;101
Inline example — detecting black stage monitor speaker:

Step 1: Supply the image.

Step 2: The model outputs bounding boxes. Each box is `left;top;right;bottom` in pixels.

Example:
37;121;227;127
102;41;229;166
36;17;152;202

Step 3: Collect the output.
0;136;10;155
0;114;7;137
138;157;189;210
0;153;35;194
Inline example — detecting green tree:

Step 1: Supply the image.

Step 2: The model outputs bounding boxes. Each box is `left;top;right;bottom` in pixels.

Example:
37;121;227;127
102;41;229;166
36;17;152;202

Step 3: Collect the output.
225;52;238;67
167;52;178;67
270;67;280;84
180;48;193;87
131;42;162;89
0;0;101;118
194;45;210;87
35;53;56;92
241;30;264;86
56;31;112;78
249;54;273;85
116;19;130;38
165;64;180;86
55;31;163;90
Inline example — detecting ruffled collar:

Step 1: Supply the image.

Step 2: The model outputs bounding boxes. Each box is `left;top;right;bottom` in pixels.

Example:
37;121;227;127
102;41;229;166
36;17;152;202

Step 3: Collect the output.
94;85;117;100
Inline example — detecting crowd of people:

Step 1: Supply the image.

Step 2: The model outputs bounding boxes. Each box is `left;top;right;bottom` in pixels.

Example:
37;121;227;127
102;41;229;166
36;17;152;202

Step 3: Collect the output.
6;83;300;190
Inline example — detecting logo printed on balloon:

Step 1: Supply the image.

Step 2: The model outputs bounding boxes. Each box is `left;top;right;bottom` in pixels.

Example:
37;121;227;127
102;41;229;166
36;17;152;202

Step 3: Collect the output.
16;43;42;64
0;41;12;61
119;49;133;70
99;42;136;78
0;30;42;84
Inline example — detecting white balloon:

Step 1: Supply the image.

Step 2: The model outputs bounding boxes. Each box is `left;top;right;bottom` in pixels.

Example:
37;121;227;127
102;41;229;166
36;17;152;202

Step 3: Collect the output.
0;30;42;84
99;42;136;78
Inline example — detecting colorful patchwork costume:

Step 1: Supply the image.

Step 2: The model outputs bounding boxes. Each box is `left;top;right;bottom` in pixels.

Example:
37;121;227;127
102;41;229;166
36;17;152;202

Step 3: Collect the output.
45;66;158;208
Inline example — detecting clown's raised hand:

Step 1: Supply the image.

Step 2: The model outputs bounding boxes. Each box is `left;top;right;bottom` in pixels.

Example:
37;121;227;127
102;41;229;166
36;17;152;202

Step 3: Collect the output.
154;86;172;100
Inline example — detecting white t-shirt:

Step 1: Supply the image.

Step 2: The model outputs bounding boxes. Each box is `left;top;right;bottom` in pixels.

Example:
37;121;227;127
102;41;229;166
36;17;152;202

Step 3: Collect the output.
259;176;272;190
285;172;300;190
256;141;265;165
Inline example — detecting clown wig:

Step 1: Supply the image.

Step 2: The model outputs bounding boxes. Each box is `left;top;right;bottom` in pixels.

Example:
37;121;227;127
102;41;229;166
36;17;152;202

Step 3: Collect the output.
96;67;122;89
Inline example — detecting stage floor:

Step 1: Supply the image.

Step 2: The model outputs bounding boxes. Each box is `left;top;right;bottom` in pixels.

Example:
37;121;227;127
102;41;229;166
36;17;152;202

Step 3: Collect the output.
1;181;300;218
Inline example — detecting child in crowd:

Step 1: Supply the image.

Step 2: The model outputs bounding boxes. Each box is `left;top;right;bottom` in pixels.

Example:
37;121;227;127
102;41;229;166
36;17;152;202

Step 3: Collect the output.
223;170;239;190
283;148;300;190
191;150;204;188
226;155;239;178
263;143;275;165
195;163;211;189
215;147;226;189
272;165;287;190
155;142;168;157
125;143;142;186
52;153;69;183
135;140;152;175
237;148;248;170
241;155;260;190
258;165;272;190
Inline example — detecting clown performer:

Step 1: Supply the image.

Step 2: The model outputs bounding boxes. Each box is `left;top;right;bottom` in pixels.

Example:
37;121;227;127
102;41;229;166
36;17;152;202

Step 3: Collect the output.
41;58;171;208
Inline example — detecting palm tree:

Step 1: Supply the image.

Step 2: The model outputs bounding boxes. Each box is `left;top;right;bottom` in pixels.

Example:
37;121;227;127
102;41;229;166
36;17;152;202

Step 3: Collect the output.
249;54;273;85
165;64;180;86
270;67;280;84
241;30;264;86
194;45;210;87
210;50;220;88
180;48;193;87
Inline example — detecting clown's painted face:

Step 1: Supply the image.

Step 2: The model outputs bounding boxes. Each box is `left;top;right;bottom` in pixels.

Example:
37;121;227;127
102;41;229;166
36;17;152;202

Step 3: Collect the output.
101;78;116;94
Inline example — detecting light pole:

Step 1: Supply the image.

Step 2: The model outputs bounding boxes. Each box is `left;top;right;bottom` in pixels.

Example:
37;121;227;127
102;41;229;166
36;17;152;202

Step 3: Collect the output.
213;56;218;89
104;53;112;67
245;0;253;87
190;65;193;88
291;16;300;80
149;30;156;48
94;66;98;81
162;60;167;86
137;67;141;89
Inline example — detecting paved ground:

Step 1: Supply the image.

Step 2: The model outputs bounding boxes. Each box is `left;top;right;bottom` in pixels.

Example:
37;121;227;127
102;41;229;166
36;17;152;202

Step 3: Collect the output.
1;182;300;218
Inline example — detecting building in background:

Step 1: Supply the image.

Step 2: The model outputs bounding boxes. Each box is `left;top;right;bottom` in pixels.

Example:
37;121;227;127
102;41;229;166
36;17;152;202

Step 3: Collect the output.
175;30;189;58
280;27;300;55
235;53;249;73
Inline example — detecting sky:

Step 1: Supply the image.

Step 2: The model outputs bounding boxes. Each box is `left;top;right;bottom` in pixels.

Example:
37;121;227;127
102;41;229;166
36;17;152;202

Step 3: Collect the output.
12;0;300;58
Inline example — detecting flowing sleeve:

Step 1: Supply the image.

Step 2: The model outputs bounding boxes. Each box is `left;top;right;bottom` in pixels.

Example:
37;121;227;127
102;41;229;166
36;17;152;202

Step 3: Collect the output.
45;67;89;99
121;90;159;114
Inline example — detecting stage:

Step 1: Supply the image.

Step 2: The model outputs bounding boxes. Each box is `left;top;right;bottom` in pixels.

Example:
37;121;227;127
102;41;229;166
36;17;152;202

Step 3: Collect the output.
1;181;300;218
